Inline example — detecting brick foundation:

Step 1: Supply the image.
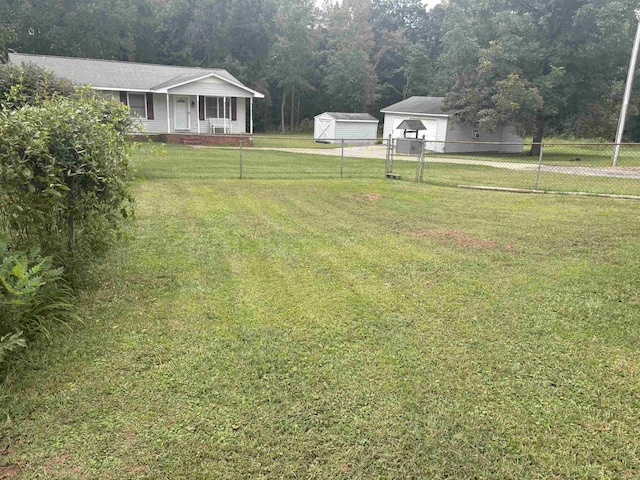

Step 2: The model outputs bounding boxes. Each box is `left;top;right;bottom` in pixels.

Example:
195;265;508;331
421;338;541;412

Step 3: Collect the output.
129;133;253;146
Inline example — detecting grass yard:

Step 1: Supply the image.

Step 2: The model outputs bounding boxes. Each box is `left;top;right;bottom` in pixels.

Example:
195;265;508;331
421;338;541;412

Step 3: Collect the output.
249;134;640;168
251;135;344;149
135;144;640;196
1;148;639;479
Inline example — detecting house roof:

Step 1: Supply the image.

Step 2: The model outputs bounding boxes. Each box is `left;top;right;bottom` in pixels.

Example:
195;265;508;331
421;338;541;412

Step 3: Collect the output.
316;112;379;122
381;96;456;116
8;52;264;98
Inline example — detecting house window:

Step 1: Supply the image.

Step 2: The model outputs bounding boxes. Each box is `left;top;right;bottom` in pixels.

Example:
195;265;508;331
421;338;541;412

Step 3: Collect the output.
128;93;147;118
205;97;230;118
199;96;237;122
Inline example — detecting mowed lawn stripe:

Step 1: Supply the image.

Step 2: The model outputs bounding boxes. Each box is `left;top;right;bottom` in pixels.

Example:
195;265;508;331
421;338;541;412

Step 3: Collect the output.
2;177;639;479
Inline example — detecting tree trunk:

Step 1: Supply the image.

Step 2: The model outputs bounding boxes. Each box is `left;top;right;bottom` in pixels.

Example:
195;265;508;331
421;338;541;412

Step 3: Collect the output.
280;87;286;134
528;111;545;156
290;84;295;132
297;96;300;128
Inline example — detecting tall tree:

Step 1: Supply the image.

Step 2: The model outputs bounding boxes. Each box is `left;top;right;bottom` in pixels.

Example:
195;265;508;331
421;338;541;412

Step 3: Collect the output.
441;0;639;153
268;0;314;132
8;0;142;60
320;0;379;112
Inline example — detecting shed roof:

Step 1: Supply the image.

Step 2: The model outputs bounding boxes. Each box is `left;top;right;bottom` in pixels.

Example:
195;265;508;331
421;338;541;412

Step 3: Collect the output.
397;119;427;131
381;96;456;116
8;52;264;98
316;112;379;122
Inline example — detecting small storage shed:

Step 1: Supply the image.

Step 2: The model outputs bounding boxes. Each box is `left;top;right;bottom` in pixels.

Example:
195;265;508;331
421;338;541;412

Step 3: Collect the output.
314;112;379;144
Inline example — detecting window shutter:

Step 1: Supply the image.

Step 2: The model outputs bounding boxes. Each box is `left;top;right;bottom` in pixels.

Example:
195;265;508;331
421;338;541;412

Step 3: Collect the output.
146;93;154;120
231;98;237;121
199;96;205;121
120;91;128;105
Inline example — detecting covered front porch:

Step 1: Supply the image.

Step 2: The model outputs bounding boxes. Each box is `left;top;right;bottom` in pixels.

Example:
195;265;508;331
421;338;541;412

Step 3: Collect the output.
133;93;257;136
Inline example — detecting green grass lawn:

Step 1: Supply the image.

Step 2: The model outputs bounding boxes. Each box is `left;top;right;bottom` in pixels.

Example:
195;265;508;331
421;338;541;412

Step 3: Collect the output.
252;134;343;149
433;142;640;168
2;149;639;479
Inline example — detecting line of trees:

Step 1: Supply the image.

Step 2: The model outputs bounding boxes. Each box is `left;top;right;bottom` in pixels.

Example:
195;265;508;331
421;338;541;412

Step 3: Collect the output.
2;0;640;141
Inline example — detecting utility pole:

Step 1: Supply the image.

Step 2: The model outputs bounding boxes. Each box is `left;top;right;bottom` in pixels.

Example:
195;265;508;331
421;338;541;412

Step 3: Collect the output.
613;5;640;166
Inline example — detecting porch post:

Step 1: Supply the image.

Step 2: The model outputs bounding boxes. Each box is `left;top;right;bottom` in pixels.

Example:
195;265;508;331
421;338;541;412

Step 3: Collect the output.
223;96;227;133
250;97;254;135
166;94;171;133
196;96;200;134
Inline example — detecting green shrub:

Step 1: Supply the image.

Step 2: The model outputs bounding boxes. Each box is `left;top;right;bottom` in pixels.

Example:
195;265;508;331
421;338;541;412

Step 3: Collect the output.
0;240;76;368
0;62;74;108
0;87;135;258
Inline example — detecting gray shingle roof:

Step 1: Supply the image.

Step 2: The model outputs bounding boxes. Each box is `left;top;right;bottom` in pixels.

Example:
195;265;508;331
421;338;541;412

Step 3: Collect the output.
397;119;427;131
317;112;379;122
8;52;263;97
381;96;456;116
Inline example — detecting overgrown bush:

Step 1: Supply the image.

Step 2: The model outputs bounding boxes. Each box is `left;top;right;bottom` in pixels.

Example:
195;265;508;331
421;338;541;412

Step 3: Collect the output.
0;65;135;372
0;62;74;108
0;240;76;368
0;86;135;259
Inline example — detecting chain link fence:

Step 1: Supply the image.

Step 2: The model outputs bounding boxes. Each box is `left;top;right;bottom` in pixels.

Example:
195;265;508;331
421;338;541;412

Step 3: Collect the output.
134;135;640;197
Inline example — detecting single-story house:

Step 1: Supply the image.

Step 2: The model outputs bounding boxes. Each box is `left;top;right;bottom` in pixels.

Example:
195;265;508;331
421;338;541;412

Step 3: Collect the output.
381;96;523;153
314;112;379;144
8;52;264;137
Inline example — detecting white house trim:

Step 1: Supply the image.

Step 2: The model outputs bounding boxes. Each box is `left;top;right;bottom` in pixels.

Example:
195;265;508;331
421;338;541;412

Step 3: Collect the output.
92;86;152;93
380;110;452;118
197;95;201;134
208;72;265;99
173;95;191;131
334;119;379;123
166;94;171;133
250;98;254;134
158;72;265;98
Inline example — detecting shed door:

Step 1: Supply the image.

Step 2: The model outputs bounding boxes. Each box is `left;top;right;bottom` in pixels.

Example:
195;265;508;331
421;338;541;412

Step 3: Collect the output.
317;118;332;140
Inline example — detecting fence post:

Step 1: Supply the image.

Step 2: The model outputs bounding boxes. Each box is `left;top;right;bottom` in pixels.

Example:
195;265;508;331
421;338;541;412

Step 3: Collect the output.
535;143;544;189
340;139;344;178
386;134;391;173
239;138;243;179
416;135;426;182
389;135;394;175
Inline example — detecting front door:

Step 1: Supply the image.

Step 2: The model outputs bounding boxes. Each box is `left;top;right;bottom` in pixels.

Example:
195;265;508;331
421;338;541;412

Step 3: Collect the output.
174;96;190;130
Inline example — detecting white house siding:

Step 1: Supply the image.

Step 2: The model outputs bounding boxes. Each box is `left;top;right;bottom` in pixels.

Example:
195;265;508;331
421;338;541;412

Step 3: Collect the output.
443;122;524;154
334;121;378;143
103;90;250;134
499;124;525;153
168;77;251;97
102;91;169;134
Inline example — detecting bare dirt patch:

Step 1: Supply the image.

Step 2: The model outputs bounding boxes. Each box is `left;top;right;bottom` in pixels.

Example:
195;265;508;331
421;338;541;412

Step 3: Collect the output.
405;229;499;249
0;465;21;479
352;193;382;202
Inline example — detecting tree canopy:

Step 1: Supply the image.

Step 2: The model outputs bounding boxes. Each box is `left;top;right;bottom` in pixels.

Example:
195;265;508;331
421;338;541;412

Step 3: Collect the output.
2;0;640;139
